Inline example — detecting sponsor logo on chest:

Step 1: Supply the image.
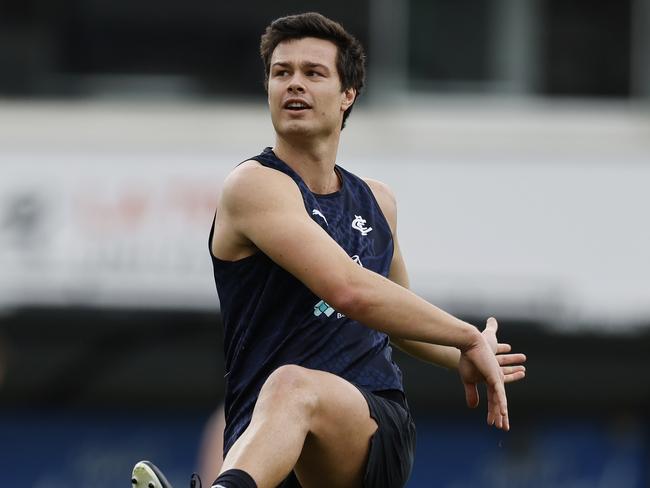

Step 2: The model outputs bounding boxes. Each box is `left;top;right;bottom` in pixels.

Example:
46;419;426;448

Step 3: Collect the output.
312;253;363;319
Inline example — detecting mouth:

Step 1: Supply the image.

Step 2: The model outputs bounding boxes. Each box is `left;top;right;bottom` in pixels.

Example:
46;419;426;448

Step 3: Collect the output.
283;99;312;112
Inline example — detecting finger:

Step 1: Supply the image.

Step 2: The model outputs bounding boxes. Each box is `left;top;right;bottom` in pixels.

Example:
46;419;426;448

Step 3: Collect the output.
497;353;527;366
496;343;512;354
486;316;498;333
464;382;479;408
496;412;508;431
499;406;510;432
487;384;495;412
501;365;526;375
501;397;510;431
504;370;526;383
486;389;499;428
491;379;508;423
487;402;495;426
490;401;508;431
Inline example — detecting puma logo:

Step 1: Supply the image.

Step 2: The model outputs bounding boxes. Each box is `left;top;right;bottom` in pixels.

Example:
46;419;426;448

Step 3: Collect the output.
312;209;328;226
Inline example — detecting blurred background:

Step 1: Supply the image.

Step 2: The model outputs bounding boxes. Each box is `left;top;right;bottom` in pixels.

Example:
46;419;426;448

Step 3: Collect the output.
1;0;649;486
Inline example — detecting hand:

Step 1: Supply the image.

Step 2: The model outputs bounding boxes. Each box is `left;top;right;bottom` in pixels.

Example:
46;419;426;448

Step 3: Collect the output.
458;317;525;430
478;316;527;389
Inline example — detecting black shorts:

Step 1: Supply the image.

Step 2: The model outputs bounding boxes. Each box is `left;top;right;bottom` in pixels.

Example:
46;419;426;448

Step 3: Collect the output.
279;387;416;488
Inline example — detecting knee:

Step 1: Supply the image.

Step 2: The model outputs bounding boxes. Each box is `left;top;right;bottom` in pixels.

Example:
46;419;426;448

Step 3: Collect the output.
259;365;319;417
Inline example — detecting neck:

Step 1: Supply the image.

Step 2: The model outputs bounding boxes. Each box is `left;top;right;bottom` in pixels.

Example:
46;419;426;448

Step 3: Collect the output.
273;133;341;194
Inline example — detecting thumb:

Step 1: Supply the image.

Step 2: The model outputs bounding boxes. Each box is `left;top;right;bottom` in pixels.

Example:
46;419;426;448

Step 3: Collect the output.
464;382;479;408
486;316;498;333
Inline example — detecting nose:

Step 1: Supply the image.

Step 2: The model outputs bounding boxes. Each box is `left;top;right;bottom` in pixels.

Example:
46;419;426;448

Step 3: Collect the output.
287;74;305;94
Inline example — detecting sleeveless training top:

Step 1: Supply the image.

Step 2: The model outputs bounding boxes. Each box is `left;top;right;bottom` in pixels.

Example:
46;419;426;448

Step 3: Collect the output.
210;147;404;454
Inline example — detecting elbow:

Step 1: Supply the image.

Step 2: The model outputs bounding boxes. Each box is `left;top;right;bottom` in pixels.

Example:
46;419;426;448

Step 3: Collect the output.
315;265;373;319
326;283;371;319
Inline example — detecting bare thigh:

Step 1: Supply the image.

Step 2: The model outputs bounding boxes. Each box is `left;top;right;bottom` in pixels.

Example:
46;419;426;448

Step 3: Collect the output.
289;367;378;488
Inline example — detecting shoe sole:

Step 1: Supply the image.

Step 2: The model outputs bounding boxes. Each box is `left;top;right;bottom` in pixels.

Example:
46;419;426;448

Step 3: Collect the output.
132;460;173;488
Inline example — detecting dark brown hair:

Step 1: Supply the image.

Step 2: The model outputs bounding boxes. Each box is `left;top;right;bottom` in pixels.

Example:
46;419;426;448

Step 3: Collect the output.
260;12;366;129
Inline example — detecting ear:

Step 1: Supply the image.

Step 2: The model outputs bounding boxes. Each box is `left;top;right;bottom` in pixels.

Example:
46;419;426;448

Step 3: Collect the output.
341;88;356;111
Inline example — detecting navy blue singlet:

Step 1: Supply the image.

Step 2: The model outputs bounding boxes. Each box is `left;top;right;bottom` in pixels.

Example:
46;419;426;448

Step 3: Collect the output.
210;147;404;454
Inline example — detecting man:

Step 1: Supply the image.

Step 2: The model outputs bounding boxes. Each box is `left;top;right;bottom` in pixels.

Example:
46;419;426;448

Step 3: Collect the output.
132;12;526;488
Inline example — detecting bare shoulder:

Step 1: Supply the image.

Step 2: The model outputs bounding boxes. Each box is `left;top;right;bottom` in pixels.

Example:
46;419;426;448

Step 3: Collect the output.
220;160;302;214
212;160;305;260
363;177;396;206
222;159;289;197
362;177;397;228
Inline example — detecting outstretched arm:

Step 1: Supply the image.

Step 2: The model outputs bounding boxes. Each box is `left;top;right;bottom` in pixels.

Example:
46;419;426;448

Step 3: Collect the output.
220;163;510;429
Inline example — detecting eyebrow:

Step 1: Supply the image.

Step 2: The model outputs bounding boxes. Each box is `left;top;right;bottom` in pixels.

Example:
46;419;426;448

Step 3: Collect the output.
271;61;331;73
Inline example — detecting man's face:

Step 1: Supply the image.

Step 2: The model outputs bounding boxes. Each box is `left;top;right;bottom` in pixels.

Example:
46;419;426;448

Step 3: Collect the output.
268;37;355;138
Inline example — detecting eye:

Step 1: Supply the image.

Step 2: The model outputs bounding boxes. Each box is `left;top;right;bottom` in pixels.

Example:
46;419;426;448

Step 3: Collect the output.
306;71;322;77
273;70;289;77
